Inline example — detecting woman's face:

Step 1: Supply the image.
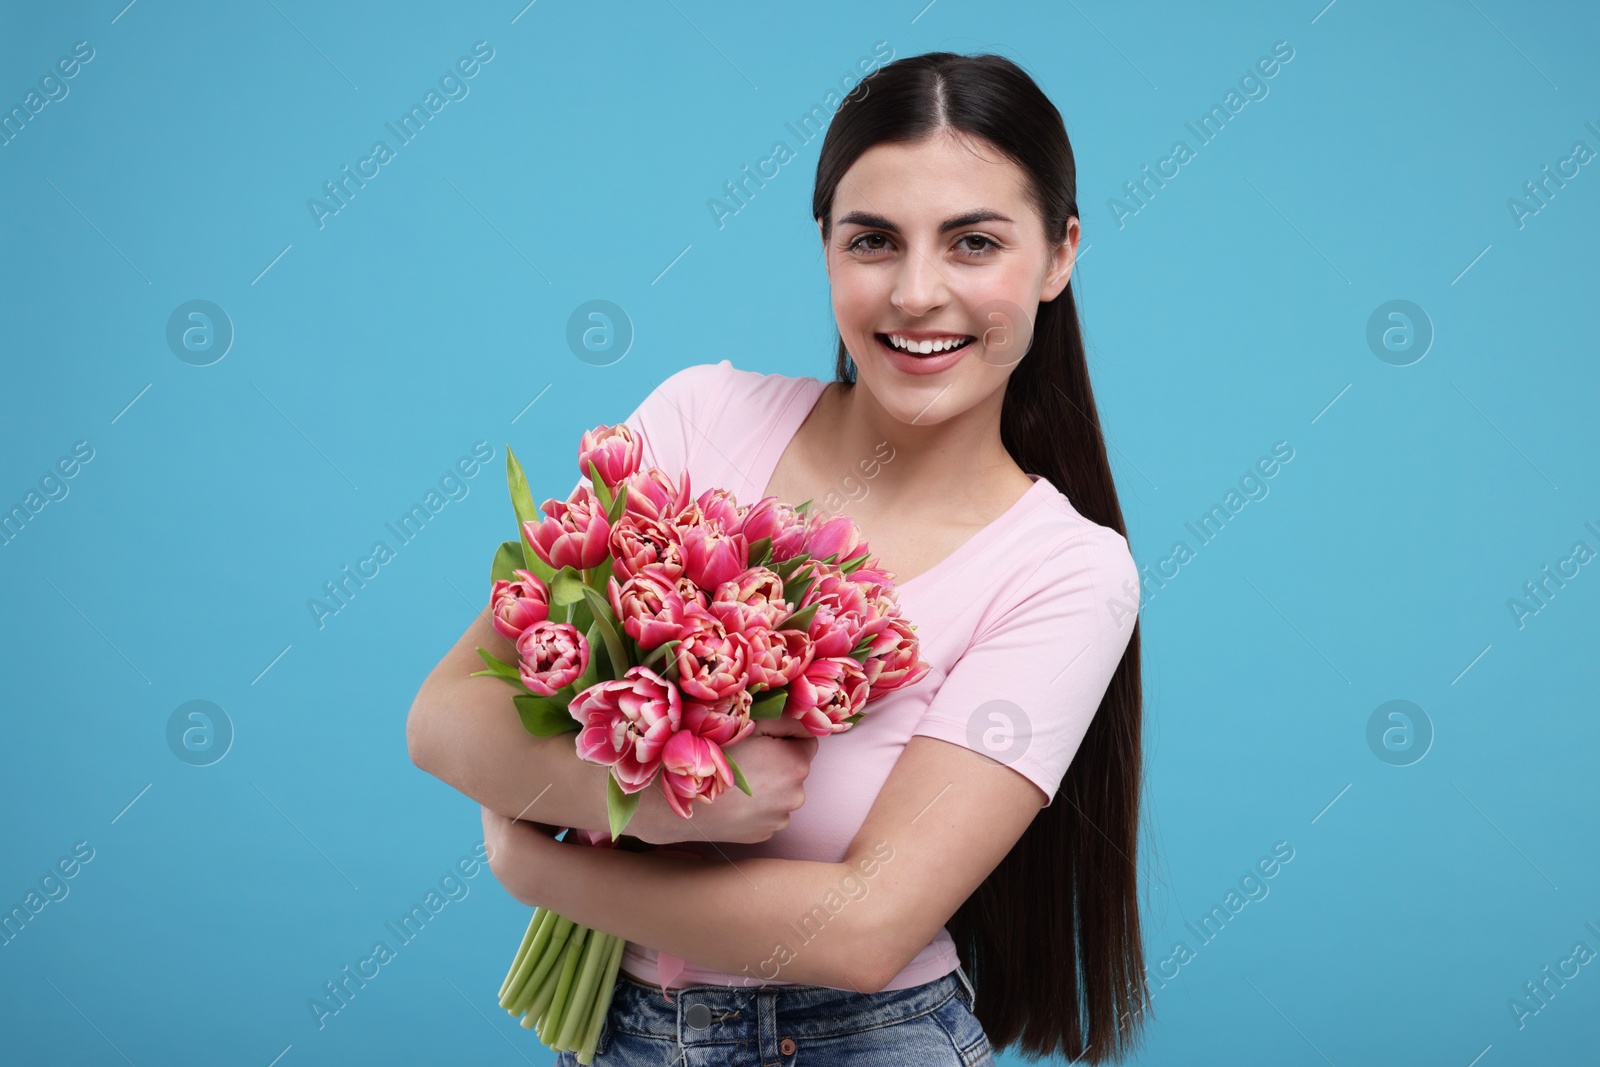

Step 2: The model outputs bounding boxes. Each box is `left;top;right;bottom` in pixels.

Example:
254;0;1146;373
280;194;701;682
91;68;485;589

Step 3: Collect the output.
819;128;1078;427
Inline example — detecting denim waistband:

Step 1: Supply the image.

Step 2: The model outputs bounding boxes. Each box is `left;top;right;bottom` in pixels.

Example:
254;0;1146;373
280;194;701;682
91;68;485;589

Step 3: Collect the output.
606;963;976;1054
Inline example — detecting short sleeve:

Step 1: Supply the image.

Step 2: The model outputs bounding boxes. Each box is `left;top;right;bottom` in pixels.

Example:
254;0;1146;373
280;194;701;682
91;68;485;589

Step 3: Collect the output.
908;525;1140;807
564;359;733;498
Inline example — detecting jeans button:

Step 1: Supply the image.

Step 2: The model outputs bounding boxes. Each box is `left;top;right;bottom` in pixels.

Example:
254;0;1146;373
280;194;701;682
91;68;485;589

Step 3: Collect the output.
780;1037;796;1055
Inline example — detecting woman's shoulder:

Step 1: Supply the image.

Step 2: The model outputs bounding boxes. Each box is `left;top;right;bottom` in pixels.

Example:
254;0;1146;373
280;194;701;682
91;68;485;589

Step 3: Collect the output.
1007;478;1138;599
651;359;823;419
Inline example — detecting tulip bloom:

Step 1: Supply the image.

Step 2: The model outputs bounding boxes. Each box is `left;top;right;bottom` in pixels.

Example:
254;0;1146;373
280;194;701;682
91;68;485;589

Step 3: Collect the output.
785;655;871;736
658;729;735;818
570;667;683;793
516;621;589;697
489;569;550;641
525;487;612;571
578;423;642;489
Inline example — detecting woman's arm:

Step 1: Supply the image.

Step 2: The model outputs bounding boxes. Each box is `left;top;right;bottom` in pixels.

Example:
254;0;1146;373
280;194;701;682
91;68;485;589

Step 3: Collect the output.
406;609;680;844
482;732;1045;994
482;806;876;991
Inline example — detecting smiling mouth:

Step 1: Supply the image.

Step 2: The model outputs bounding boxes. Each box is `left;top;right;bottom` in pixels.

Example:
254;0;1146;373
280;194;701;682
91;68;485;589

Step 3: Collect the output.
874;333;976;356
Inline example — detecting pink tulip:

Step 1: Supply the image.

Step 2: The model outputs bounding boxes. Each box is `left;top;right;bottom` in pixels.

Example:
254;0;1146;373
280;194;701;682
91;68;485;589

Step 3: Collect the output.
618;467;692;524
740;497;809;561
678;523;748;592
578;423;643;488
672;605;750;702
607;570;693;651
744;626;813;689
802;511;871;567
785;654;871;736
799;567;886;658
516;621;589;696
525;487;611;571
708;566;789;634
680;688;755;748
845;560;898;595
489;569;551;641
860;615;930;695
694;487;746;535
609;512;685;584
658;730;735;819
570;667;682;793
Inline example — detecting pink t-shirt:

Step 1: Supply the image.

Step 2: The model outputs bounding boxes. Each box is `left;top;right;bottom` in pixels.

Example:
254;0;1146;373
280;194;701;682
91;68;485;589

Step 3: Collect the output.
564;359;1139;991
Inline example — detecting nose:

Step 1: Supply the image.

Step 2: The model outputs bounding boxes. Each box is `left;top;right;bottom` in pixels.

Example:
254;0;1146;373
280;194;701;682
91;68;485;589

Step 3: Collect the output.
889;245;950;318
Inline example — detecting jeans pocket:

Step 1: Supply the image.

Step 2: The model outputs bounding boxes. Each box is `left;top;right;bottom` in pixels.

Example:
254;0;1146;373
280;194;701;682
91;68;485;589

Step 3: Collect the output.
932;988;993;1067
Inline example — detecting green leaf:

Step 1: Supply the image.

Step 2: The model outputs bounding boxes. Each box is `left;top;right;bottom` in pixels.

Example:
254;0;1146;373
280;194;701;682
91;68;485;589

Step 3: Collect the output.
842;711;866;727
581;585;632;676
491;540;525;584
748;536;773;567
589;464;614;514
794;498;814;515
566;587;594;637
605;482;629;524
549;567;588;606
514;693;580;736
847;646;872;664
724;751;753;797
642;639;679;671
472;647;522;684
749;689;788;720
573;621;603;690
772;553;812;580
840;550;871;576
505;447;553;579
606;775;642;841
584;557;615;594
776;602;820;632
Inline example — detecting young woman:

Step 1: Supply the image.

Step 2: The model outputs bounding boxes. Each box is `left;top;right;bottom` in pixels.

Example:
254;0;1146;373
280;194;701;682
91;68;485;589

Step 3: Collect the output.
408;51;1147;1065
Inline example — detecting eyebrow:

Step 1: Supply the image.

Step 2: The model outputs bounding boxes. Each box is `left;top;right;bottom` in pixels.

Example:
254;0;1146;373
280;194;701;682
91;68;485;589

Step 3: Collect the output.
836;209;1016;234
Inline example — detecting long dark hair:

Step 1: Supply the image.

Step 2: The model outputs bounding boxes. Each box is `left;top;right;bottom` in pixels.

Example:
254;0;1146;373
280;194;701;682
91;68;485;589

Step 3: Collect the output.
812;52;1149;1063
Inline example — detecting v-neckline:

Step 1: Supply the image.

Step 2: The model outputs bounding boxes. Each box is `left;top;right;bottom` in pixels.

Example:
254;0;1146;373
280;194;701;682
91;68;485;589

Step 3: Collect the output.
746;376;1049;594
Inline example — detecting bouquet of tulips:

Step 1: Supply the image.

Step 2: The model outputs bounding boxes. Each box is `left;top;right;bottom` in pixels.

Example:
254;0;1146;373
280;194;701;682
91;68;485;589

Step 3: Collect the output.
473;421;929;1063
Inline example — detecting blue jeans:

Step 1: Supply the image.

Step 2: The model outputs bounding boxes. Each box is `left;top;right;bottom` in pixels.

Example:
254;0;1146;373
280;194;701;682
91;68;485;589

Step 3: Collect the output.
555;965;993;1066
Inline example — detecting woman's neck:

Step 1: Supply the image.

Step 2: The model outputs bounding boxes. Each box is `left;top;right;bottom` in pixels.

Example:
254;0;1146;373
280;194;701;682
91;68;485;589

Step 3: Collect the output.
823;376;1024;502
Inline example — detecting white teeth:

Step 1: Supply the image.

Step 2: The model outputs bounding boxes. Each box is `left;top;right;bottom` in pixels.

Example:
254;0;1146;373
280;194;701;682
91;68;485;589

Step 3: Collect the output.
885;334;970;354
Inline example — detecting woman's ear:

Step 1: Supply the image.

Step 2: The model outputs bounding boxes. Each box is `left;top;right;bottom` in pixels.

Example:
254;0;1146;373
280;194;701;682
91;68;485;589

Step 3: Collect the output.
1040;217;1079;302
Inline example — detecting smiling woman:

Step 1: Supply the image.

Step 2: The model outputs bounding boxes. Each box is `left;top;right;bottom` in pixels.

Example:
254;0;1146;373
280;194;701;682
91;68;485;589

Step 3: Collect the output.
409;50;1145;1067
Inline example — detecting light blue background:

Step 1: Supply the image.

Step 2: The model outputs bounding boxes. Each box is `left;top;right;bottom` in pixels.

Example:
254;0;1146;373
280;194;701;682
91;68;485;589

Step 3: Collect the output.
3;1;1596;1064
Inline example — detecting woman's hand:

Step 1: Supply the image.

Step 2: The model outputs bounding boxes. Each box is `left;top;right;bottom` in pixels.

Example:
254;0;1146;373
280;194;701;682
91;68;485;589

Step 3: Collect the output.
643;716;821;845
481;804;561;906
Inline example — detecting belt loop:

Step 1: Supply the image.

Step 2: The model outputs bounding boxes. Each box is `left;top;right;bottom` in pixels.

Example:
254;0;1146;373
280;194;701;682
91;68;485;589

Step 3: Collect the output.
954;964;977;1009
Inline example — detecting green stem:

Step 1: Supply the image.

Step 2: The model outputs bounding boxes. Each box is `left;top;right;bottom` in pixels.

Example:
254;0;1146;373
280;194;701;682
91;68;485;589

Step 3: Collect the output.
576;935;626;1065
509;914;574;1015
499;907;549;1002
556;931;612;1050
541;924;590;1045
521;936;567;1027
